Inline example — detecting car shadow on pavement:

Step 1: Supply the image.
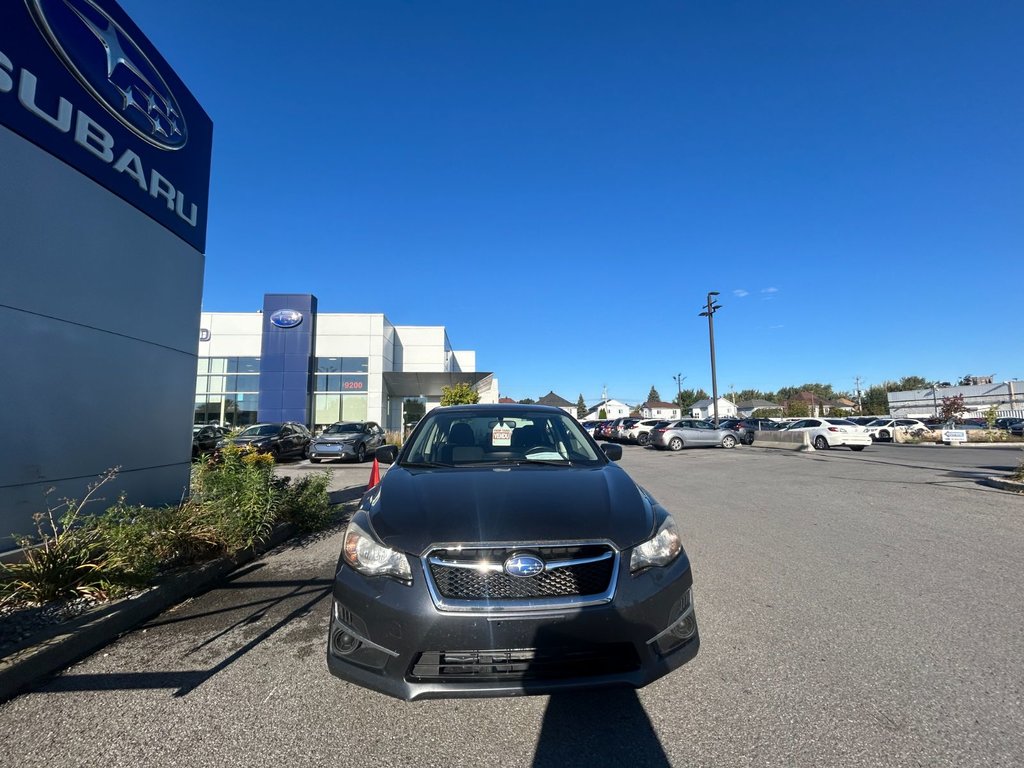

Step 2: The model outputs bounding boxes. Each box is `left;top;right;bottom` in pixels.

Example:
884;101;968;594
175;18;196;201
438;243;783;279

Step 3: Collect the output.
40;574;333;698
532;689;670;767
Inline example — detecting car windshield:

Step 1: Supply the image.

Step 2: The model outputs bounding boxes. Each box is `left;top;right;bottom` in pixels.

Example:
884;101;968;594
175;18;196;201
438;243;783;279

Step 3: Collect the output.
402;409;603;467
323;423;363;434
239;425;280;437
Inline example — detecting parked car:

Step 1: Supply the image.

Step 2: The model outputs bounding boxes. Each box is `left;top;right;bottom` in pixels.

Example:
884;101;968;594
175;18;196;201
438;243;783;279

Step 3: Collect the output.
1011;421;1024;437
649;419;741;451
717;418;780;445
308;421;386;463
864;418;930;441
217;422;311;460
780;418;871;451
192;424;227;459
606;417;636;442
993;418;1023;431
623;419;665;446
327;404;699;700
846;416;882;426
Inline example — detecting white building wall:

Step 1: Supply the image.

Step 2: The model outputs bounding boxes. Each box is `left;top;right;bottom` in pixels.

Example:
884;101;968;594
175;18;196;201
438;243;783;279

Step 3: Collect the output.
199;313;262;357
394;326;447;372
452;350;476;372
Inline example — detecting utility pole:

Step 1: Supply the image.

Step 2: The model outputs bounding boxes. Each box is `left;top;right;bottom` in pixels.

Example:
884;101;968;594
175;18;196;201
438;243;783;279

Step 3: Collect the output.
854;375;863;414
673;373;687;420
699;291;722;427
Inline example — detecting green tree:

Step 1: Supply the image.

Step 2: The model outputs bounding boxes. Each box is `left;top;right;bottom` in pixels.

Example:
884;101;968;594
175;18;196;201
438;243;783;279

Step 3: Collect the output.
984;404;998;429
647;385;661;403
440;382;480;406
518;398;536;404
576;394;587;419
896;376;929;391
598;407;607;419
674;388;709;411
862;385;891;415
784;401;811;417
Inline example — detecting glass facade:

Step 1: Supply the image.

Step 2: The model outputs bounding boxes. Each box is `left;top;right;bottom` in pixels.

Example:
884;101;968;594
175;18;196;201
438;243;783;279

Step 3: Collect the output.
313;357;368;428
195;357;261;426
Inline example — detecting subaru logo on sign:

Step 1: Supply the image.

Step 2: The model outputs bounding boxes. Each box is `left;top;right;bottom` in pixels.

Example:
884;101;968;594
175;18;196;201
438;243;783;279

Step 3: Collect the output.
270;309;303;328
504;554;545;579
28;0;188;150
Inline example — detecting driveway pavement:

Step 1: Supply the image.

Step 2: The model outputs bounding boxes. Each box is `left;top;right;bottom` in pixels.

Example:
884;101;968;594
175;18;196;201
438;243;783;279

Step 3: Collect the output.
0;444;1021;767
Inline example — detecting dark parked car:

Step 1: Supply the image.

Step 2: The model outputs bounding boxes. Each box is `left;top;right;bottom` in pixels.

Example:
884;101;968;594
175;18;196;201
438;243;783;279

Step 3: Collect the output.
192;424;227;459
308;421;386;463
217;422;310;461
717;418;780;445
327;404;699;700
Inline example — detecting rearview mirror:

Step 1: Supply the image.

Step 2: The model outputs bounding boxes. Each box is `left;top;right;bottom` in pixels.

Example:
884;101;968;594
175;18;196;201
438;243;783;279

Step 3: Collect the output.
375;445;398;464
602;444;622;461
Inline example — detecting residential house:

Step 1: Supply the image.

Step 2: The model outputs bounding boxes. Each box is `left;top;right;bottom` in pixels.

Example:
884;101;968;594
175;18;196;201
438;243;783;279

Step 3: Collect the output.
736;399;782;418
689;397;738;420
639;400;681;420
582;399;632;421
537;391;576;417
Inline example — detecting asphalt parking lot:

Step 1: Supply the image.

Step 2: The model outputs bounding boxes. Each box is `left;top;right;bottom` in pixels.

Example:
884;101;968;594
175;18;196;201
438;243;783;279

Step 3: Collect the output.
1;443;1022;767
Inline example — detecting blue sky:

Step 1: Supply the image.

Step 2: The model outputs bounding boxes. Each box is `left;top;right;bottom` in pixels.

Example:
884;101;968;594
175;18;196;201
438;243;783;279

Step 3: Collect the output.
122;0;1023;405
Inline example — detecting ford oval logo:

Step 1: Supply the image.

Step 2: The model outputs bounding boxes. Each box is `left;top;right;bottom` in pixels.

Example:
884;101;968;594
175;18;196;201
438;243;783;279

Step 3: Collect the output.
504;554;545;579
270;309;303;328
28;0;188;150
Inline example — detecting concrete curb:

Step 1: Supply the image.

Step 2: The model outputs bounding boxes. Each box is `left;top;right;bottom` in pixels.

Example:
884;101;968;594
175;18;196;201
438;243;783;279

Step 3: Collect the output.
0;522;302;702
981;477;1024;493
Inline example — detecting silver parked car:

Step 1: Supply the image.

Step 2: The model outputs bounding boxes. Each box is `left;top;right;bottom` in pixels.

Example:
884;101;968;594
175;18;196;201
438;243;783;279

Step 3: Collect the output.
649;419;741;451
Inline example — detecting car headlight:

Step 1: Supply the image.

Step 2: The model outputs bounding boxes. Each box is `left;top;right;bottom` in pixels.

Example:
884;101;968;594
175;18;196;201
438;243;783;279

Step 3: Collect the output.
342;520;412;581
630;515;683;573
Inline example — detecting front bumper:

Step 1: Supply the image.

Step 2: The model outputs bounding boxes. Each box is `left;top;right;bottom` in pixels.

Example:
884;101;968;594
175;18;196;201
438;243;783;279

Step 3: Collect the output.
309;442;357;460
326;550;698;701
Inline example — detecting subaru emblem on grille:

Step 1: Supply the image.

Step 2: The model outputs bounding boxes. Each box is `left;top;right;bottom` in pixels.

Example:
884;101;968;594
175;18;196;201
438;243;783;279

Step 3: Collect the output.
503;554;545;578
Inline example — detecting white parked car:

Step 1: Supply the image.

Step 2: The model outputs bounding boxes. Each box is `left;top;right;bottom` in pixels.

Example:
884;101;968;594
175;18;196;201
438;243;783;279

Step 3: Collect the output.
781;418;871;451
623;419;664;446
864;418;930;441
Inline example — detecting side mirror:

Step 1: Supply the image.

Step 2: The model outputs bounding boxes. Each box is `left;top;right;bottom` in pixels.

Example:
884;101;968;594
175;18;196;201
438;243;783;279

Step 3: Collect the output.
602;444;622;461
375;445;398;464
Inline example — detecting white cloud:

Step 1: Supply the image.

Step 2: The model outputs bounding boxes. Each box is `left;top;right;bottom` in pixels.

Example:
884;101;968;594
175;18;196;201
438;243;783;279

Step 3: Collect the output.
761;287;778;294
733;289;749;297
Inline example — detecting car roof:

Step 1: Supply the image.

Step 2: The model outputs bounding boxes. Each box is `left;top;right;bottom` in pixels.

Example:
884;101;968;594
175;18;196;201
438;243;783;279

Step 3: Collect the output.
434;403;569;415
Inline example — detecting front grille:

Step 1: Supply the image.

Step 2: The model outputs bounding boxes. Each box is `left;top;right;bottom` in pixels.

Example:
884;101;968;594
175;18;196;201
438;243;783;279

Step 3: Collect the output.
408;644;639;682
426;544;615;602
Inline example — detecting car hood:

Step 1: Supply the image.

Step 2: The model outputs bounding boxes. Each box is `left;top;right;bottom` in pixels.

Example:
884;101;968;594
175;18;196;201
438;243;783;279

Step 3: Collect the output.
366;464;656;555
231;435;273;444
315;435;358;443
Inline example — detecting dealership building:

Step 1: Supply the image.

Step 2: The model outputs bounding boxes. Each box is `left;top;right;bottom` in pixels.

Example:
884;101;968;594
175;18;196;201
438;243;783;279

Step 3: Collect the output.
197;293;498;432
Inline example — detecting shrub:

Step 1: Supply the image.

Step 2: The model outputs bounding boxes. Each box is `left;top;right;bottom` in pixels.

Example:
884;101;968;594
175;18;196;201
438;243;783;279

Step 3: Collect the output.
279;473;333;532
0;471;121;605
188;445;280;550
385;430;404;450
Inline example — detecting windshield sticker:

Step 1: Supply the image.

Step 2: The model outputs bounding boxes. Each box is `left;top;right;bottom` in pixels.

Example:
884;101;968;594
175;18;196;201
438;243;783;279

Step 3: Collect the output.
492;423;513;446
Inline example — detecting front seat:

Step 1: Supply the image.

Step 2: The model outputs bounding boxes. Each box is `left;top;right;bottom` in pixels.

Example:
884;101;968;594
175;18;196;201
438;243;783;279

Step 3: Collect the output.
442;422;482;464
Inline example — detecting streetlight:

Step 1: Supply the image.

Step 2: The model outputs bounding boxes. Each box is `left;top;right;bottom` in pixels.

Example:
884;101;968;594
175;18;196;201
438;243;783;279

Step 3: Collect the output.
699;291;722;427
673;373;687;420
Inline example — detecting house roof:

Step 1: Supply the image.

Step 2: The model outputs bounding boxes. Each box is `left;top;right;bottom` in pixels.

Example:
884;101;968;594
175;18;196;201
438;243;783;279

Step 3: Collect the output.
498;397;517;404
737;399;780;409
538;391;574;408
642;400;678;410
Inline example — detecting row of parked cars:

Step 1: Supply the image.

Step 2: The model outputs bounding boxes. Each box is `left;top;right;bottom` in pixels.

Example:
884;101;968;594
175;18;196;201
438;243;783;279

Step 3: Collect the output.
191;421;387;462
582;413;1024;452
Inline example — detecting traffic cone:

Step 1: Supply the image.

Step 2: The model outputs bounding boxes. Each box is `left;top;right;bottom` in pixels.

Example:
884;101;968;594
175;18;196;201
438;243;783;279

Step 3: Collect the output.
367;457;381;490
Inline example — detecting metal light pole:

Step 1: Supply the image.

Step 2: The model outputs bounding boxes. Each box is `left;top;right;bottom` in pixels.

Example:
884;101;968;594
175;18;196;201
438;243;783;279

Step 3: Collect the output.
673;373;686;420
699;291;722;427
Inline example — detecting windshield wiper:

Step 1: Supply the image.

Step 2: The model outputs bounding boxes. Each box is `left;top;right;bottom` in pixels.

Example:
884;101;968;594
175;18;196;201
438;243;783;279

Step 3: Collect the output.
485;457;573;467
401;460;453;468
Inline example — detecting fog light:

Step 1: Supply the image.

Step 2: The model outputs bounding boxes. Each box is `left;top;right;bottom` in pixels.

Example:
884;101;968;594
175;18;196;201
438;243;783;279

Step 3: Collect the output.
648;589;697;656
332;628;361;656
